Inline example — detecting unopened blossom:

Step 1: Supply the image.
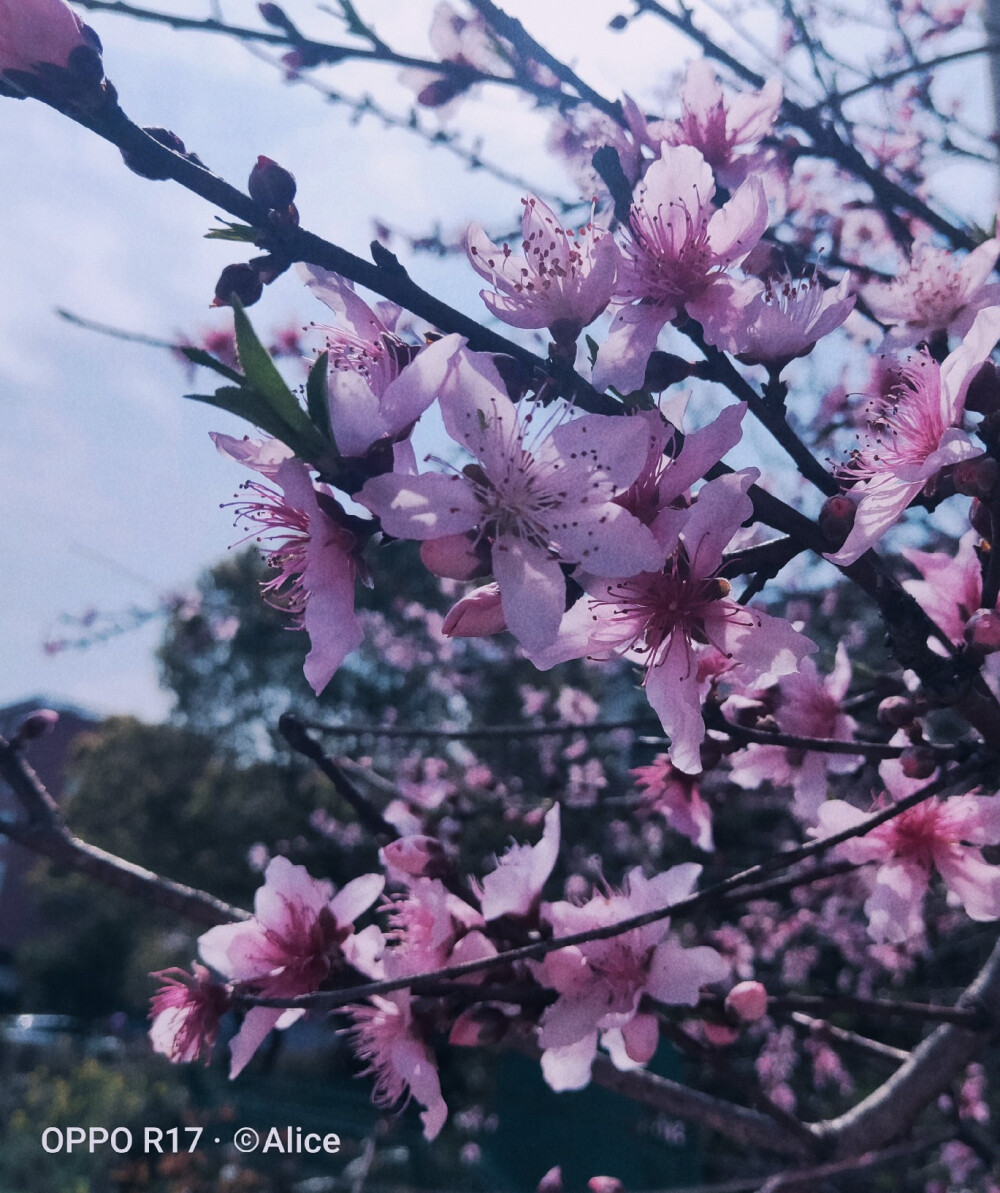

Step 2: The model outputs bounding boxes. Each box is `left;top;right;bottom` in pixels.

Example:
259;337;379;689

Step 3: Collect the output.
198;857;384;1076
467;196;619;341
473;803;560;920
714;273;855;367
534;864;728;1089
442;582;507;637
149;964;230;1064
213;433;365;693
359;343;663;652
301;264;459;459
594;144;768;394
816;774;1000;942
531;472;815;773
0;0;101;80
828;305;1000;566
659;61;783;189
725;980;768;1022
728;643;862;822
861;240;1000;346
631;755;714;851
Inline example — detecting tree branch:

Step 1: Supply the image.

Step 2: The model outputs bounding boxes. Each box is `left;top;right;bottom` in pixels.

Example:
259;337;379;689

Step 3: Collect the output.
0;735;247;927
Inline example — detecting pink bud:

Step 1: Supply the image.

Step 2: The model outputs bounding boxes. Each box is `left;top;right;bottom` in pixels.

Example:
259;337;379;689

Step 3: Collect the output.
0;0;101;77
819;495;856;549
15;708;59;742
703;1021;739;1046
964;608;1000;653
877;695;917;728
537;1167;563;1193
899;746;937;780
724;980;768;1022
588;1178;625;1193
380;835;447;878
248;155;297;210
970;498;993;539
442;584;507;638
212;263;264;309
420;533;491;581
448;1007;508;1047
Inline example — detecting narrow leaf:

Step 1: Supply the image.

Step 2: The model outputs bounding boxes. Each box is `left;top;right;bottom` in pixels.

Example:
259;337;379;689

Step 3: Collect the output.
306;351;335;448
179;346;244;384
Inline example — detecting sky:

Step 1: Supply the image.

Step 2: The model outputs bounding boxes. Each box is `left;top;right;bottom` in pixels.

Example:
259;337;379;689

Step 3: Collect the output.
1;0;995;722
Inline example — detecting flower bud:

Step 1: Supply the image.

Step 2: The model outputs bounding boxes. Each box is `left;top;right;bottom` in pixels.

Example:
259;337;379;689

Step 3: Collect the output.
258;3;287;26
588;1180;625;1193
899;746;937;780
964;361;1000;415
964;608;1000;653
703;1022;739;1046
248;155;297;210
417;76;469;108
420;533;491;581
380;835;448;879
442;584;507;638
970;498;993;539
212;263;264;309
953;456;999;500
15;708;59;743
449;1006;508;1047
819;495;856;549
724;980;768;1022
537;1168;563;1193
878;695;916;729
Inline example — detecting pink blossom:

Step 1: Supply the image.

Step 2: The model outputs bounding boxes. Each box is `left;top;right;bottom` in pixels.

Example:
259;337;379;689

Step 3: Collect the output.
727;642;862;822
301;264;459;458
662;61;783;189
0;0;100;78
631;755;714;851
531;473;815;773
347;990;448;1139
467;197;619;340
594;145;768;393
612;402;747;538
816;786;1000;943
713;273;855;367
861;240;1000;346
828;305;1000;566
473;803;560;920
213;434;365;693
359;343;663;652
149;964;230;1064
533;864;728;1089
902;531;983;646
198;857;384;1076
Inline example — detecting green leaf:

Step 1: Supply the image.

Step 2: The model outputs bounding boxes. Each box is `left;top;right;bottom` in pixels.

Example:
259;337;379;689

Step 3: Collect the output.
231;300;316;442
305;351;335;448
205;221;258;242
178;346;244;384
585;334;600;368
185;386;327;462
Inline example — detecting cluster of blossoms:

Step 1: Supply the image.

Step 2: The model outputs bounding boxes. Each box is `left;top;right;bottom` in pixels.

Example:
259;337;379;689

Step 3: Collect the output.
152;810;730;1138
